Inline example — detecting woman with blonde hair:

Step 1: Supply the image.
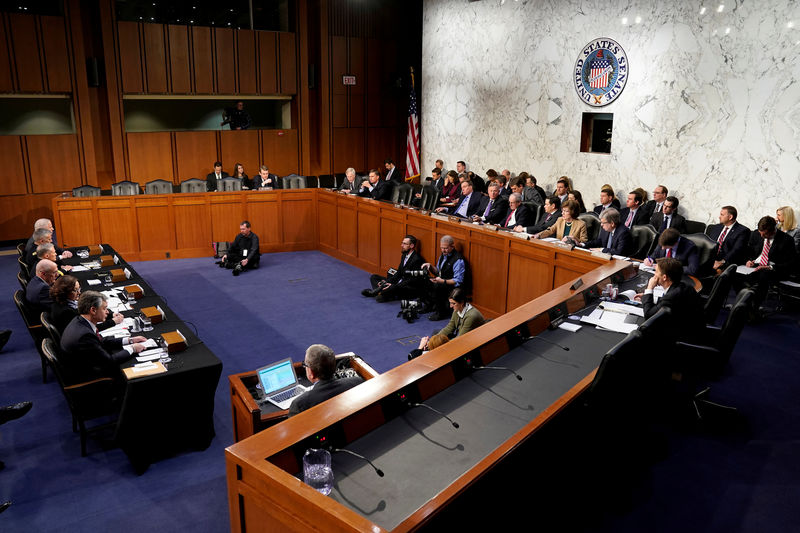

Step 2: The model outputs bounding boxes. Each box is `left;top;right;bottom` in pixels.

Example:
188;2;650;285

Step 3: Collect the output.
776;206;800;250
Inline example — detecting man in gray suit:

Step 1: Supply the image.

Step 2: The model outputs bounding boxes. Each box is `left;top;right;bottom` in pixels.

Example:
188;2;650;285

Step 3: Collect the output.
338;167;363;193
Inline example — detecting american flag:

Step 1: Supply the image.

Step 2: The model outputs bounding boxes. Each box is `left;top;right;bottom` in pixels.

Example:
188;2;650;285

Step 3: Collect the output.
405;81;420;180
589;54;611;89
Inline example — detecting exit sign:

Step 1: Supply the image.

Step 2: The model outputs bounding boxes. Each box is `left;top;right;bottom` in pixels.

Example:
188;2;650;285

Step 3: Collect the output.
342;75;356;86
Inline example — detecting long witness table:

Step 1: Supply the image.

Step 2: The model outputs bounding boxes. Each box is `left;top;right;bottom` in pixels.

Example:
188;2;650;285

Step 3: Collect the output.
63;244;223;472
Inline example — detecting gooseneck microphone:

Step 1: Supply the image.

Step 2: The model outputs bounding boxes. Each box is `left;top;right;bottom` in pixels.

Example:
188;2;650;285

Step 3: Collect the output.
407;402;460;428
470;365;523;381
329;447;384;477
520;335;570;351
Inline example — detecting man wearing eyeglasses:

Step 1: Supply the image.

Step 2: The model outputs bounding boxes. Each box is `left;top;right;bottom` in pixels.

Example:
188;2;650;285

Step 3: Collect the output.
288;344;363;416
579;208;634;256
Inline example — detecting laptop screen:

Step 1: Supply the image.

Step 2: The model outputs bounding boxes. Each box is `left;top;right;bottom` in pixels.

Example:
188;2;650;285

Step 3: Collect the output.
257;359;297;395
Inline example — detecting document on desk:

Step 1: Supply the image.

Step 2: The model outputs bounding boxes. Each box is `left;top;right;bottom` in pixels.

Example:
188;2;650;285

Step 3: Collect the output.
600;301;644;317
541;237;560;243
736;265;757;275
123;361;167;379
70;265;89;272
87;279;101;286
580;308;638;334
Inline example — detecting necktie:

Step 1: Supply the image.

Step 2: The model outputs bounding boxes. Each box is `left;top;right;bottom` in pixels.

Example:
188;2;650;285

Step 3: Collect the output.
717;226;729;245
504;211;513;227
607;231;613;249
625;210;634;227
759;239;771;266
661;216;670;231
455;194;470;217
666;247;673;258
483;199;493;218
656;203;663;213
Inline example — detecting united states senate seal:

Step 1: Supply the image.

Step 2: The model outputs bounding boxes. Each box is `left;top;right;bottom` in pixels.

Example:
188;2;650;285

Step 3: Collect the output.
574;38;628;107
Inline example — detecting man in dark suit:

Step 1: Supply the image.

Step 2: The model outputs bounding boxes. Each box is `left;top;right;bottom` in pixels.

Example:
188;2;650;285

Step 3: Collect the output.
619;190;649;228
384;159;403;184
288;344;363;416
645;228;700;276
25;219;71;260
437;180;482;218
25;259;58;313
737;215;798;309
359;169;393;201
528;175;547;206
592;187;616;216
510;177;543;205
362;234;426;302
500;193;535;229
427;167;444;192
649;196;687;234
580;208;634;256
473;182;509;224
251;165;280;190
643;184;668;219
338;167;363;192
517;196;562;234
707;205;751;270
205;161;229;192
636;257;704;343
60;291;147;386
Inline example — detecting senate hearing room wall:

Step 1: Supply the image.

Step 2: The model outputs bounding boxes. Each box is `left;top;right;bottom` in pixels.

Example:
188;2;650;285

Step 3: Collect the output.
421;0;800;228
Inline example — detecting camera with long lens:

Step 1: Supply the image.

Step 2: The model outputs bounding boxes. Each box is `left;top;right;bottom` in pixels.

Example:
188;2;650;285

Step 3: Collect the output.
232;263;244;276
397;299;422;323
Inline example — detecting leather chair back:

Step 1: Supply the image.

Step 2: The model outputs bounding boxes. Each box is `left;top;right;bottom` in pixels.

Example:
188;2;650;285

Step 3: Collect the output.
629;224;657;259
40;311;62;347
703;264;736;325
419;185;440;211
683;233;718;277
391;183;414;205
318;174;335;188
578;213;601;241
145;179;173;194
180;178;206;193
219;177;243;191
685;219;707;235
111;180;141;196
72;185;101;197
305;175;319;188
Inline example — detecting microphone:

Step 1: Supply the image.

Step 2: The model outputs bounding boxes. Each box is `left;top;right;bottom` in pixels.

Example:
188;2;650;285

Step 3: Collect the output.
407;402;460;428
519;334;570;351
470;365;523;381
329;447;384;477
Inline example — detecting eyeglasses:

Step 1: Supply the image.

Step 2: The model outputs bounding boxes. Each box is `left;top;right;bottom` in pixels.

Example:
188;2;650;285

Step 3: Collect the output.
301;361;309;368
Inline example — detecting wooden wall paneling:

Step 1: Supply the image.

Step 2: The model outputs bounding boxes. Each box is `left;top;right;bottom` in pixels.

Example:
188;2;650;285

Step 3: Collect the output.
237;30;257;94
365;38;381;127
220;130;259;179
348;38;364;128
143;23;167;93
126;132;174;183
98;1;127;179
192;26;214;94
466;231;510;316
356;203;379;268
173;196;211;252
261;129;299;175
405;218;435;266
553;252;601;288
167;24;191;93
175;131;217;181
378;40;398;128
246;195;280;248
26;135;82;193
214;28;235;94
280;192;315;248
317;194;337;250
210;195;245;242
117;21;143;93
97;200;138;254
0;16;14;92
366;127;396;172
506;243;554;311
3;194;57;241
9;14;43;92
278;32;297;94
331;36;347;128
0;136;28;195
336;200;357;258
55;201;98;247
378;207;404;273
135;197;176;256
40;16;71;92
257;31;277;94
332;128;364;174
296;0;311;175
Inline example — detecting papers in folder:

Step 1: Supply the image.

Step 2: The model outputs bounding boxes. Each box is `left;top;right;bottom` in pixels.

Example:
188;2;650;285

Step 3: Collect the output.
736;265;757;275
580;308;639;334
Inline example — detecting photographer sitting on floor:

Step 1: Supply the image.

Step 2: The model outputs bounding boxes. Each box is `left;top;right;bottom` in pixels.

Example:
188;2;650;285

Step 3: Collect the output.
362;235;426;302
219;220;260;276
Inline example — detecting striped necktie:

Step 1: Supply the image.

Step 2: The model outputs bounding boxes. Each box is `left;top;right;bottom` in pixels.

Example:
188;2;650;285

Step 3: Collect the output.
759;238;771;266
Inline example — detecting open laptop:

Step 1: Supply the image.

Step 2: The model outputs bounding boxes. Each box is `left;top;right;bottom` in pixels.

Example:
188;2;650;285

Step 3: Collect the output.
255;358;310;410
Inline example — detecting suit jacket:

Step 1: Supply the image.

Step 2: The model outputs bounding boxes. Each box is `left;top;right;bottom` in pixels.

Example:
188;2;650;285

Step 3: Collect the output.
206;171;230;192
60;315;131;385
706;222;751;265
251;174;280;190
384;166;403;184
641;282;704;343
25;275;52;312
592;203;615;216
387;250;425;286
746;229;797;276
339;176;364;192
50;300;116;335
288;376;363;416
533;185;546;204
501;204;535;228
644;199;664;219
650;212;687;234
426;176;444;192
525;210;561;234
448;192;484;217
522;186;543;205
359;179;393;201
438;305;485;339
477;196;509;224
538;218;588;242
652;236;700;276
619;206;650;228
584;224;634;256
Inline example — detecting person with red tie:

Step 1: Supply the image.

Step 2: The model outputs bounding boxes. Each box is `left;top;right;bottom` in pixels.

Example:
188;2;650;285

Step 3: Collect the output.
501;193;535;229
707;205;751;270
517;196;562;234
644;228;700;276
619;190;649;228
737;215;798;311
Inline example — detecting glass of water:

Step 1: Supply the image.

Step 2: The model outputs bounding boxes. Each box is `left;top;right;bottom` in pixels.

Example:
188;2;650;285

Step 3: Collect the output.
141;315;153;332
303;448;333;495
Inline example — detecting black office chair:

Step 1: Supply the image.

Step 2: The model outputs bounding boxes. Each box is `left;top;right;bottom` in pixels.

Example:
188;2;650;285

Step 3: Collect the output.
391;183;414;205
585;330;649;415
40;311;62;348
72;185;101;197
318;174;335;188
41;338;120;457
702;264;737;325
629;224;657;259
683;233;717;279
111;180;141;196
219;177;243;191
334;173;346;188
144;179;173;195
419;185;440;211
684;219;707;235
180;178;206;193
522;203;543;227
578;213;600;241
305;175;319;188
13;289;49;383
